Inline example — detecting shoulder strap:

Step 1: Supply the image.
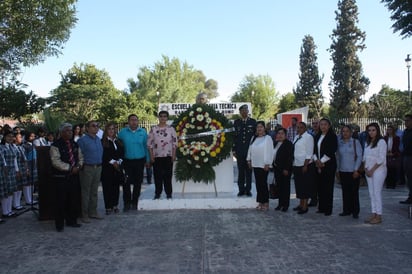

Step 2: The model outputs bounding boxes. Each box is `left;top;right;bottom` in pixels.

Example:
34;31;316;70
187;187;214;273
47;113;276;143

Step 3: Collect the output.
353;138;357;161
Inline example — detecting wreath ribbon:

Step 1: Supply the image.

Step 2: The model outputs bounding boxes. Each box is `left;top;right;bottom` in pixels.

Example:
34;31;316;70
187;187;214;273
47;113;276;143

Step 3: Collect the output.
179;127;235;140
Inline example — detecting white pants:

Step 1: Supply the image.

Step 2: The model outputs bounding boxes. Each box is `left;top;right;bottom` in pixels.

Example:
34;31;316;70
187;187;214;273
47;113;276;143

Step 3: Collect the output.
366;167;387;215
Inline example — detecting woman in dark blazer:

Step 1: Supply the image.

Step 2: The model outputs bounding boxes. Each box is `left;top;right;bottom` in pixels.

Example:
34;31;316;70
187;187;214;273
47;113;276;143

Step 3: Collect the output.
384;125;401;189
314;118;338;216
101;122;125;215
273;128;293;211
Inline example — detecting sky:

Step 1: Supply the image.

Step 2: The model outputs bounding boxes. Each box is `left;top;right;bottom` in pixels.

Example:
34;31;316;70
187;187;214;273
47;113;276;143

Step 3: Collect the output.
20;0;412;103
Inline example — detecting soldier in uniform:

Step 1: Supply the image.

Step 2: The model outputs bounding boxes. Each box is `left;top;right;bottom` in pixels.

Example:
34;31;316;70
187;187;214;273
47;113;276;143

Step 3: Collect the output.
233;104;257;196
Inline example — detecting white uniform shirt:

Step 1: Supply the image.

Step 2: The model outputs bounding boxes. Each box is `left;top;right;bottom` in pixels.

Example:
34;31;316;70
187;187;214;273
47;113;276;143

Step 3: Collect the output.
293;131;314;167
246;135;274;168
363;139;387;170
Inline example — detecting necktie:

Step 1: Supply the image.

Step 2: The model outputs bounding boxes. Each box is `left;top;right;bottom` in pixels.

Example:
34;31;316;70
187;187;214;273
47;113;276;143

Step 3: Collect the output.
66;140;75;167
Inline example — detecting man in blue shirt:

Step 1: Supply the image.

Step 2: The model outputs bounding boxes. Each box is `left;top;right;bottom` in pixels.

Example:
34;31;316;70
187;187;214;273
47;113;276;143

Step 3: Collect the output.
77;121;104;222
118;114;150;211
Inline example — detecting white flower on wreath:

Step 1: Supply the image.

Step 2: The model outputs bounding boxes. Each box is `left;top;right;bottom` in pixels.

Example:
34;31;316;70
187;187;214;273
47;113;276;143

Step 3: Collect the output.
204;112;209;118
194;156;199;161
185;123;190;128
200;151;206;156
187;159;192;164
196;107;202;112
197;126;203;130
196;114;204;121
203;158;209;163
189;111;194;117
195;164;201;168
191;118;196;123
206;117;212;123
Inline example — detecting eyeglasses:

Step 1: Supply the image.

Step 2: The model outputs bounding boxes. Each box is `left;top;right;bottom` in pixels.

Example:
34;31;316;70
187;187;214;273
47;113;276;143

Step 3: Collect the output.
90;124;99;128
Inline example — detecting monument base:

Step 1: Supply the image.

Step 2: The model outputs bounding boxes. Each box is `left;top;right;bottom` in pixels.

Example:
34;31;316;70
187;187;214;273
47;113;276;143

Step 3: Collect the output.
172;156;234;194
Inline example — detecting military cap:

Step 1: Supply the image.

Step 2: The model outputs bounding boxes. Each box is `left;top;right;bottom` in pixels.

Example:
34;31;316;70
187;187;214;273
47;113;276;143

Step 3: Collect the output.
239;104;248;111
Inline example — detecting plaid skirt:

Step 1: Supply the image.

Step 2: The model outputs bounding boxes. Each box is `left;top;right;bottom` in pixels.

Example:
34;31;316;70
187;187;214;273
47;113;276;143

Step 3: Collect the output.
0;168;7;199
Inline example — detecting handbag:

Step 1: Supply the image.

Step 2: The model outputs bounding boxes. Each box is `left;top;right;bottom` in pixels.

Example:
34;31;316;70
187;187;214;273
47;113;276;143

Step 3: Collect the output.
269;176;279;199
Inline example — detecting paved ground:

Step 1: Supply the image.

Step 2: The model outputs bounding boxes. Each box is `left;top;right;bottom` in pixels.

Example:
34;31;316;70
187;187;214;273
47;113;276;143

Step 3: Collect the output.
1;170;412;273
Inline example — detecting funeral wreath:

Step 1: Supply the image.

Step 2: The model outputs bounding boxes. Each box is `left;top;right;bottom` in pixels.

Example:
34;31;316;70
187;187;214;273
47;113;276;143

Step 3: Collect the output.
173;104;233;183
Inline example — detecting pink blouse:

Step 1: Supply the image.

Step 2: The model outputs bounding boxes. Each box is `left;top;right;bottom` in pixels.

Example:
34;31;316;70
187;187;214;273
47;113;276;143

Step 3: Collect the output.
147;125;177;158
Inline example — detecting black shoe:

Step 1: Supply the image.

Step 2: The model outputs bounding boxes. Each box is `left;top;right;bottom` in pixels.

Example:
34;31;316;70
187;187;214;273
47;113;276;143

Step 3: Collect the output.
353;214;359;219
246;192;252;197
339;212;351;216
399;198;412;204
324;212;332;216
275;205;282;211
66;223;82;228
166;195;172;200
297;208;308;214
316;210;324;214
13;206;25;210
0;218;5;224
56;227;64;232
2;212;16;218
153;195;160;200
308;202;317;207
237;191;245;197
293;206;301;211
281;207;288;212
131;204;137;210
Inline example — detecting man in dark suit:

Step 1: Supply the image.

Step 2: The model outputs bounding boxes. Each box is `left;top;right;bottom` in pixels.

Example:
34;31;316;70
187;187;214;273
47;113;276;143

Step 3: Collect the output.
233;104;256;197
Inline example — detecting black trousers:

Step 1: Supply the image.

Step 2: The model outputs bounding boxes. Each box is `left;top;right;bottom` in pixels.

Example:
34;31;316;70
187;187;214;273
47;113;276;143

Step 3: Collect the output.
153;156;173;197
386;166;398;188
274;169;291;209
254;167;269;204
317;164;336;214
54;175;81;229
404;156;412;198
101;167;120;209
237;155;252;193
123;158;145;207
339;172;360;215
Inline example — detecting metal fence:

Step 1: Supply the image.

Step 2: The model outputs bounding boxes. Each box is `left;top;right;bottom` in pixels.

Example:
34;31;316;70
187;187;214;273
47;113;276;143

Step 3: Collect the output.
137;117;406;134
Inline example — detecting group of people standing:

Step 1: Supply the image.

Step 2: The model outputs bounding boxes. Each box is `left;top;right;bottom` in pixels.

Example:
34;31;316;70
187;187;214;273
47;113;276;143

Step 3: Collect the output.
50;111;177;232
233;104;412;225
0;126;40;224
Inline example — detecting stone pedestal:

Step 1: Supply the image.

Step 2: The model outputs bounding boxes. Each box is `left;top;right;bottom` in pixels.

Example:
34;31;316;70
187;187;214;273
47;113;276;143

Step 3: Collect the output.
172;156;234;194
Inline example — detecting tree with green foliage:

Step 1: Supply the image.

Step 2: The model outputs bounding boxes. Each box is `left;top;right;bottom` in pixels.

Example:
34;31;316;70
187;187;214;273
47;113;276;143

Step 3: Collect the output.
382;0;412;39
231;74;279;120
48;63;123;123
0;0;77;122
368;85;409;121
0;0;77;78
277;92;298;115
294;35;324;118
329;0;370;119
127;55;218;112
0;81;45;121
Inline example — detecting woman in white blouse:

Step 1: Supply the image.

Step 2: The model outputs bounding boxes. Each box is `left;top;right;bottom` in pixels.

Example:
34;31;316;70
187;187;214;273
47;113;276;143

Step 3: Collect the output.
363;123;387;224
247;121;274;211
